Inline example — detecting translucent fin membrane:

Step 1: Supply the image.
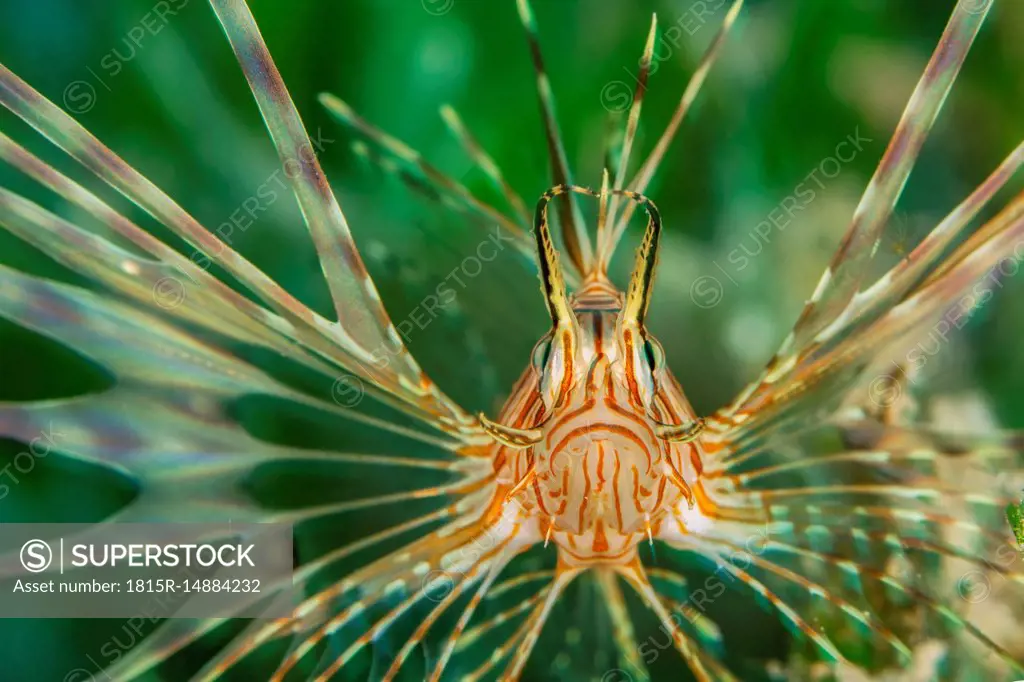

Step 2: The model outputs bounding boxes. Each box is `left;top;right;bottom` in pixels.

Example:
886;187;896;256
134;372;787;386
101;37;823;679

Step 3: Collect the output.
0;52;481;444
317;92;544;281
707;0;1022;464
602;0;745;262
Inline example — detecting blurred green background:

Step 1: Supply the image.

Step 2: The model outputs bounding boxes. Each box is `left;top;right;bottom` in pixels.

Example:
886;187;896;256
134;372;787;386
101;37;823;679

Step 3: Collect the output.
0;0;1021;679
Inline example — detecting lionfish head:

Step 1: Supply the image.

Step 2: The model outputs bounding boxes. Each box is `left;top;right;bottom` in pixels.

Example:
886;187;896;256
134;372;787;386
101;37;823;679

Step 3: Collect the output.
479;185;708;558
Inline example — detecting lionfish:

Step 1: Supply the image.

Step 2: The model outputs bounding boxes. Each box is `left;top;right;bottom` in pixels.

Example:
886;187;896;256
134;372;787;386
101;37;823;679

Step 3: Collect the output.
0;0;1022;679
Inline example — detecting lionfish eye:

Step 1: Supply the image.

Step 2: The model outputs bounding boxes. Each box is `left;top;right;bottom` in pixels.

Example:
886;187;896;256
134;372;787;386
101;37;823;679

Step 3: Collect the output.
643;337;665;374
643;338;659;370
531;337;553;373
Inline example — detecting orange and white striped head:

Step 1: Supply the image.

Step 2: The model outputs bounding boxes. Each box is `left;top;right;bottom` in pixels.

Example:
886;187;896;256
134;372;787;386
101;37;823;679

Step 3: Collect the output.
480;186;706;559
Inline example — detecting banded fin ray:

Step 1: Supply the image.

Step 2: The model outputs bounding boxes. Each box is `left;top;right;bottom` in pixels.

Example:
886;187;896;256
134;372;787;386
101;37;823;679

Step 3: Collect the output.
751;0;995;384
0;28;480;442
